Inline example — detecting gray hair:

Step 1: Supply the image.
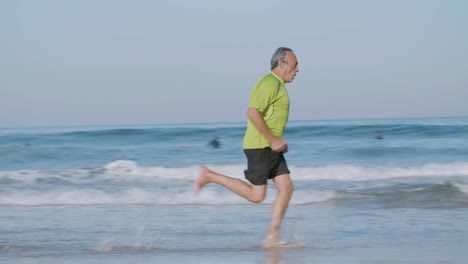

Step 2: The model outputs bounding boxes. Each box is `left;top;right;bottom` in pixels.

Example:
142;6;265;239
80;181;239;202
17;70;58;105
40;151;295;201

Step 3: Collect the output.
270;47;293;70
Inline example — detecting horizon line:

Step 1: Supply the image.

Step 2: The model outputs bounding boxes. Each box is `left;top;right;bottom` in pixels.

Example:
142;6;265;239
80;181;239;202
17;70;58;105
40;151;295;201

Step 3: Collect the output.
1;115;467;130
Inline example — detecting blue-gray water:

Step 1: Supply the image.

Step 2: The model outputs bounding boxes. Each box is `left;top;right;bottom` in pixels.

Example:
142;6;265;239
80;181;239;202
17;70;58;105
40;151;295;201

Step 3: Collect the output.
1;117;468;263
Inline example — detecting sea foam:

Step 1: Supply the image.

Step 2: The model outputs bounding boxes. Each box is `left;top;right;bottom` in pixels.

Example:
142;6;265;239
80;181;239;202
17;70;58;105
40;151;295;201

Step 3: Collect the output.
2;160;468;184
1;160;468;206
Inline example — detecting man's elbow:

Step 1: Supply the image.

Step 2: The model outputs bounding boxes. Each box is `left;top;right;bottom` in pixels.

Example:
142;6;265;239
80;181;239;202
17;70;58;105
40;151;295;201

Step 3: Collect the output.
247;107;259;118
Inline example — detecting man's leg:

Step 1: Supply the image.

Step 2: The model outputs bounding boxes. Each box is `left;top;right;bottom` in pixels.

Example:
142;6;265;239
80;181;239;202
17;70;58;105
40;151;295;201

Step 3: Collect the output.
194;166;267;203
264;174;294;246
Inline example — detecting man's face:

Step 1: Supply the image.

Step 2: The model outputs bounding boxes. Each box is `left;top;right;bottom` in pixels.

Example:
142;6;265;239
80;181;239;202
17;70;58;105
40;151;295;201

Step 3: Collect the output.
281;51;299;83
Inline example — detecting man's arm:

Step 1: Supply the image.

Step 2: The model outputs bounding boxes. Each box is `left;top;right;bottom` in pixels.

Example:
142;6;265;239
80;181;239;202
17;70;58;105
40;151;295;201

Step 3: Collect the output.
247;107;288;152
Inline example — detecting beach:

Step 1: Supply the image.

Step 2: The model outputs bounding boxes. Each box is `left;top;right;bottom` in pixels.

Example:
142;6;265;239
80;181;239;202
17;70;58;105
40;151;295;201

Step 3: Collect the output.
1;117;468;263
2;205;467;263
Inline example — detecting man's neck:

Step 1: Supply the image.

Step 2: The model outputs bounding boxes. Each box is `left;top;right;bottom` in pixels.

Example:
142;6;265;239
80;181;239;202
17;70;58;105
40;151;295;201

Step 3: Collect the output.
271;69;285;82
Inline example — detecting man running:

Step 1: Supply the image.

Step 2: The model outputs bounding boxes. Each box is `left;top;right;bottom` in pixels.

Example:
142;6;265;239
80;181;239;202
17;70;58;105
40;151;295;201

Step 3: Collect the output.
194;47;299;247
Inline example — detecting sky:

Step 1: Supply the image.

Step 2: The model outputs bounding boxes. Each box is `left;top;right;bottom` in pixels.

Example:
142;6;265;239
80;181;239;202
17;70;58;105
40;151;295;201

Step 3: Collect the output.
2;0;468;127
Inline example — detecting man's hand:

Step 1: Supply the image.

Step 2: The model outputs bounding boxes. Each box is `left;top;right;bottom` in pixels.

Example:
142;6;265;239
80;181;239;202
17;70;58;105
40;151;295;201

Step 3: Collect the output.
247;108;289;153
270;137;288;153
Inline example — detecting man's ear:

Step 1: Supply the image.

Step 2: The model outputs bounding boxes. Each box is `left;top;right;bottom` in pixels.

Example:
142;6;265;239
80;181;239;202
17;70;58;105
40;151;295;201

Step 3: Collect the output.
278;60;286;69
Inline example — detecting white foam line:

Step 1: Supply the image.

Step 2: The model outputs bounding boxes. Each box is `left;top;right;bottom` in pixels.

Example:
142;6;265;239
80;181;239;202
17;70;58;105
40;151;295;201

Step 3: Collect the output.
2;160;468;185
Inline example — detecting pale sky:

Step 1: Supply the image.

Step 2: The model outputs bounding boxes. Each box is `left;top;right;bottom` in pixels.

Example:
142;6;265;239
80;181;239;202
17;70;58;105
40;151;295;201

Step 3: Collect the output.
2;0;468;127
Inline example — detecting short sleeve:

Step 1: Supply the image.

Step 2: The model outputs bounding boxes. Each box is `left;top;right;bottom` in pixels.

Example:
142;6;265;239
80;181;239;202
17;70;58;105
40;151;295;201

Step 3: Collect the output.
248;76;279;113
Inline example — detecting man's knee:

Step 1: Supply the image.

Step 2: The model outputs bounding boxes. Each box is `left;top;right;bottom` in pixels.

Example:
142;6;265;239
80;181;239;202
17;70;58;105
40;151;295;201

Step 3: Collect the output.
249;186;266;203
277;177;294;197
250;196;265;203
279;183;294;196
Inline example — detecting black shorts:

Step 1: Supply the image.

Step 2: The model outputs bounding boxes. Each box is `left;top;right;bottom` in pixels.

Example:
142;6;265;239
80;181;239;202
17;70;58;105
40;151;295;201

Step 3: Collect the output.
243;148;290;185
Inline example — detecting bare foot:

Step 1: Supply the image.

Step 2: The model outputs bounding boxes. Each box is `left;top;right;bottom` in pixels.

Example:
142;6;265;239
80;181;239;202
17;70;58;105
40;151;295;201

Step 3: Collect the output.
262;236;303;249
261;234;279;249
193;166;210;196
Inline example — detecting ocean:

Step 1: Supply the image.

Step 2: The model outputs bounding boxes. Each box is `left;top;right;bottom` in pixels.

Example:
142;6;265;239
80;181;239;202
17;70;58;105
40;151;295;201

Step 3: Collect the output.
1;117;467;263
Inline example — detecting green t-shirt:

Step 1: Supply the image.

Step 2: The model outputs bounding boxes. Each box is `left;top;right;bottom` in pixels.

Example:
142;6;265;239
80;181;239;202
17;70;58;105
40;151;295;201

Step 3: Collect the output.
243;72;290;149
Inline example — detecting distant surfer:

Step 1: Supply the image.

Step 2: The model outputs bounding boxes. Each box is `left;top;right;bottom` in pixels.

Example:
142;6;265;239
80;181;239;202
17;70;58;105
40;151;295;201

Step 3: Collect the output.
375;132;383;140
209;136;221;148
194;47;299;248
